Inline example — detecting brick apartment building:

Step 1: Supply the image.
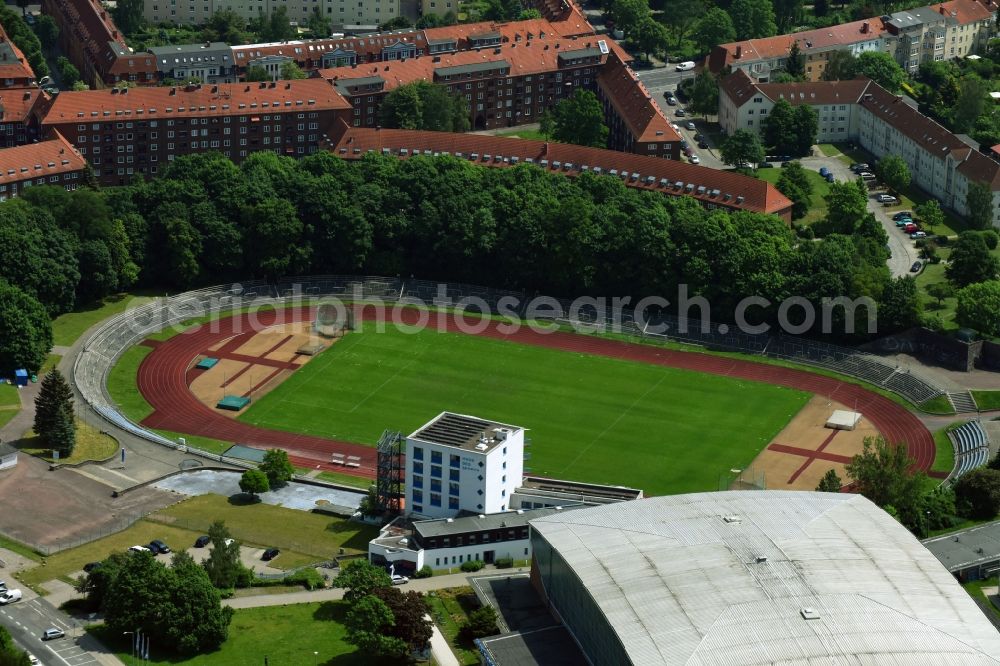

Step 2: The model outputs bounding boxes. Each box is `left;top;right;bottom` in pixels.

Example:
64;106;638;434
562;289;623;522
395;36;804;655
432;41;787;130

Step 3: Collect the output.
327;122;792;220
0;24;36;89
40;79;351;185
596;51;680;159
0;131;87;201
0;88;52;148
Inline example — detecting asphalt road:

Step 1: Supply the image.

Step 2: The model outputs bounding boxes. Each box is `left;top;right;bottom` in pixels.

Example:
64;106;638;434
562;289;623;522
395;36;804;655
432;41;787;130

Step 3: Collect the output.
0;596;99;666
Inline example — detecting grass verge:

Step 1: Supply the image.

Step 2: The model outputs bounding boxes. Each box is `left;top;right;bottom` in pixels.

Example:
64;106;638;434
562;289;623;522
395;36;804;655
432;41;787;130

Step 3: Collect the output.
15;419;118;464
757;166;830;225
51;292;155;347
106;345;154;422
0;383;18;407
931;427;956;475
88;601;367;666
314;470;374;489
973;391;1000;412
920;394;956;415
426;587;480;665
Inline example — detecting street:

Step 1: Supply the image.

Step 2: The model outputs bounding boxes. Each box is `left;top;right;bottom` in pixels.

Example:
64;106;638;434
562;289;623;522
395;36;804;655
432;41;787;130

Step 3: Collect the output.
0;596;102;666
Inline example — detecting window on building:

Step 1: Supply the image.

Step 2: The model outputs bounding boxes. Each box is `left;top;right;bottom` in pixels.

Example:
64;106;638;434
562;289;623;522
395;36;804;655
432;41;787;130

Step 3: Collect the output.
431;451;442;464
449;469;459;482
431;478;441;492
413;489;423;503
431;465;442;478
450;454;460;469
449;496;459;510
412;476;423;489
430;493;441;507
449;482;459;496
413;461;423;474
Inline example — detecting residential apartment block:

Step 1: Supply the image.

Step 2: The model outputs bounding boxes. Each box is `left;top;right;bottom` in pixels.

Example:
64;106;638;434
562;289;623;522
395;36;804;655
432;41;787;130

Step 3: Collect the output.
0;88;52;148
719;70;1000;225
149;42;238;84
597;51;680;159
709;0;993;82
0;131;87;201
142;0;401;31
0;24;36;89
327;123;793;220
40;79;351;186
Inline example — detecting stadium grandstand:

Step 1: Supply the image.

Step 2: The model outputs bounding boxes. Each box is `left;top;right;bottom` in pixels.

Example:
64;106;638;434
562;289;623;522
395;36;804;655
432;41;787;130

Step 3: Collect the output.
950;421;992;479
523;491;1000;665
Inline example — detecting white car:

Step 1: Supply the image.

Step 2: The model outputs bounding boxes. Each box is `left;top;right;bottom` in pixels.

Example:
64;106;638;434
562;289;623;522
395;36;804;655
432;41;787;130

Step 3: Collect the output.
390;574;409;585
686;121;696;131
0;589;22;604
689;155;700;164
27;654;38;665
910;231;927;239
875;194;898;204
675;61;696;71
128;545;150;553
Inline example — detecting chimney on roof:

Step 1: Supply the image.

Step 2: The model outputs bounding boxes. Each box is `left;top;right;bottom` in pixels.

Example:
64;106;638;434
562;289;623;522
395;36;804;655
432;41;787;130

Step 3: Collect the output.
862;21;869;32
735;45;742;58
112;29;118;39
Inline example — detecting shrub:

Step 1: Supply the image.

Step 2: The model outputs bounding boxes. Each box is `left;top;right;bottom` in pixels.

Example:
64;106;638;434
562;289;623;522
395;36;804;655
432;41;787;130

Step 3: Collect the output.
234;565;255;589
935;235;950;246
460;559;484;572
459;606;499;641
412;565;433;579
982;229;999;250
493;557;514;569
284;567;325;590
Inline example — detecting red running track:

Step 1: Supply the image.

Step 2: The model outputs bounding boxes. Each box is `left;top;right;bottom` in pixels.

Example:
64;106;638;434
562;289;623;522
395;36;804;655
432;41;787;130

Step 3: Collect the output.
136;307;936;482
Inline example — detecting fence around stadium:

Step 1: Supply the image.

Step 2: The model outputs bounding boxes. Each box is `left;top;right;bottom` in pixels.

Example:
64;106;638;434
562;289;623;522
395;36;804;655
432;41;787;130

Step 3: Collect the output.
73;276;946;466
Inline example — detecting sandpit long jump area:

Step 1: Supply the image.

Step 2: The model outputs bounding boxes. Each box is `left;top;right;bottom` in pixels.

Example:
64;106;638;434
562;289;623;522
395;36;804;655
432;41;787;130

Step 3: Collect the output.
748;395;880;491
188;323;329;416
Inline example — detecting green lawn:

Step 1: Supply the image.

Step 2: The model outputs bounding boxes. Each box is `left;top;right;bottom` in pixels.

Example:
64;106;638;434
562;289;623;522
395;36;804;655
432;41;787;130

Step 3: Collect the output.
932;427;956;475
426;587;481;665
314;470;374;489
973;391;1000;411
15;419;118;464
89;601;369;666
107;345;155;422
50;292;155;347
817;143;842;157
756;166;830;225
919;393;956;415
0;409;17;430
0;383;20;407
238;327;810;495
495;128;550;142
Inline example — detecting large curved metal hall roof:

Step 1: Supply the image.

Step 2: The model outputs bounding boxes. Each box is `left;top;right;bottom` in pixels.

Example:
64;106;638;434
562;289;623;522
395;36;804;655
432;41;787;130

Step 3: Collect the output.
530;491;1000;665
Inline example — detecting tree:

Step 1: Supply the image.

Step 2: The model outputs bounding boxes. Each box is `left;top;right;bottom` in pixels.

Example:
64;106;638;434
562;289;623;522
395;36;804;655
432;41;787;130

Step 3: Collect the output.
552;89;609;148
822;50;856;81
914;199;944;234
762;99;797;153
34;368;75;455
720;129;765;170
260;448;294;488
956;280;1000;336
372;587;433;653
167;552;234;654
954;468;1000;519
241;198;310;279
245;65;270;82
111;0;145;35
252;7;295;42
333;559;392;603
459;605;499;640
773;0;803;32
415;12;457;28
344;594;407;657
202;10;247;44
813;0;828;17
307;6;333;35
878;276;922;332
634;16;669;61
279;60;306;80
926;281;954;308
954;76;988;134
816;469;842;492
56;56;80;88
785;41;805;78
874;155;910;194
380;81;469;132
854;51;905;93
0;280;52;376
692;8;735;54
378;16;412;31
202;521;242;589
791;105;818;156
688;70;720;118
358;485;381;518
966;181;994;231
662;0;706;49
946;231;1000;287
539;110;554;139
730;0;776;40
34;14;58;49
822;179;869;235
845;436;927;529
519;8;542;19
608;0;650;38
238;469;269;499
776;161;813;219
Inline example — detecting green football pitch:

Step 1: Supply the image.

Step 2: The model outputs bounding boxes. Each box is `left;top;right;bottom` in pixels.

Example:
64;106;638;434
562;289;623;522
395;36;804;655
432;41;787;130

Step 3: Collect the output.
238;329;810;495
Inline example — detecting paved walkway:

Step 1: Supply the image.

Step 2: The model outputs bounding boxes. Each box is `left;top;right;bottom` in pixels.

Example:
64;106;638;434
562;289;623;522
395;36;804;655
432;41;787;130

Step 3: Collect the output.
0;381;40;444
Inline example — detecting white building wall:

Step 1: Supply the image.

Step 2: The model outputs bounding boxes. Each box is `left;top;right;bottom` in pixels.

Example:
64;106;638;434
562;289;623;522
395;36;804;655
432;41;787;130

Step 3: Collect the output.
144;0;399;29
424;540;530;569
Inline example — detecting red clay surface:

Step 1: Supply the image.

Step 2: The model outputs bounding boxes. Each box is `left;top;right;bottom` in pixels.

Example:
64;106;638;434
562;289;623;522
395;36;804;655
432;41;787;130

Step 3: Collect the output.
136;308;936;484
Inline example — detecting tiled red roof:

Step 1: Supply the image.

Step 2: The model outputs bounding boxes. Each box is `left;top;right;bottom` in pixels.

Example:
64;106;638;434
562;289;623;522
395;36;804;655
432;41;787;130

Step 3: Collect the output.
928;0;993;23
598;51;680;143
328;123;792;217
0;23;34;82
233;33;428;65
0;87;50;123
721;69;873;108
0;130;85;184
41;79;349;124
318;35;612;91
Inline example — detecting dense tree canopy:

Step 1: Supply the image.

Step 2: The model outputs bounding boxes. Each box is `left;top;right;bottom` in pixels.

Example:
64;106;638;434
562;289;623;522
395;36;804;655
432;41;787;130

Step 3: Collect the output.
730;0;776;40
551;89;609;148
956;280;1000;336
846;436;928;531
380;81;470;132
947;231;1000;287
693;8;735;53
762;100;817;156
854;51;906;93
0;280;52;375
874;155;910;194
720;129;765;169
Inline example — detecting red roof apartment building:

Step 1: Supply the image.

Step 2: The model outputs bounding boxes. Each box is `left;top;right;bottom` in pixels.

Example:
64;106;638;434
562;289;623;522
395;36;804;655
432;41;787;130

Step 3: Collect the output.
0;87;52;148
40;79;352;186
596;51;681;159
0;130;87;201
0;24;36;88
327;123;792;220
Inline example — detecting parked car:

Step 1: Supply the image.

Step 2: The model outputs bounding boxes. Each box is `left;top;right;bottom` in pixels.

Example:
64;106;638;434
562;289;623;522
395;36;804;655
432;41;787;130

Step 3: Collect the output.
858;171;877;181
675;108;686;117
0;589;22;605
892;211;913;221
665;96;677;106
685;121;696;130
895;218;912;227
819;166;830;177
83;562;101;573
675;61;696;71
26;654;38;665
698;140;709;149
0;580;6;591
850;162;870;172
42;628;65;641
390;574;409;585
683;146;693;157
689;155;700;164
910;231;927;239
261;548;280;561
128;545;150;554
194;535;211;547
911;261;923;272
38;76;51;86
904;223;918;233
825;173;835;183
149;540;171;554
876;194;898;204
694;133;704;141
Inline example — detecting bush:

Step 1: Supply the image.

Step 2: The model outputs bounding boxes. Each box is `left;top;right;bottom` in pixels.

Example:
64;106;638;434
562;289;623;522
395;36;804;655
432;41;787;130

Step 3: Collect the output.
493;557;514;569
234;565;255;589
935;235;950;246
459;605;499;641
954;468;1000;520
412;565;433;579
982;229;999;250
460;559;484;572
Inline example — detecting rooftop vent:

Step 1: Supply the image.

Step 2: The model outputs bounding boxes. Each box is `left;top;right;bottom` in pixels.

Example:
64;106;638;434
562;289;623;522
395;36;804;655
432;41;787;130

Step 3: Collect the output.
399;537;408;546
478;514;486;519
800;608;820;620
755;556;767;563
555;506;563;510
446;518;454;523
516;509;524;514
723;514;741;523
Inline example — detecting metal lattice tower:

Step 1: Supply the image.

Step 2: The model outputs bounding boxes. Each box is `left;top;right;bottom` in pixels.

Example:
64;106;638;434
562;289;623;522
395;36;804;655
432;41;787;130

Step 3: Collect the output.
376;429;404;515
